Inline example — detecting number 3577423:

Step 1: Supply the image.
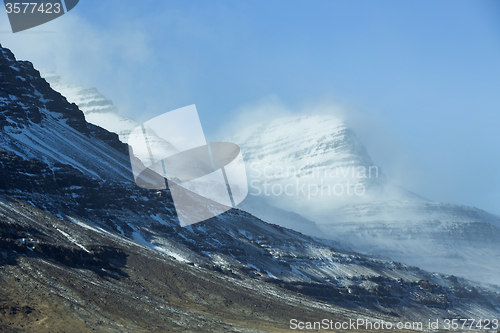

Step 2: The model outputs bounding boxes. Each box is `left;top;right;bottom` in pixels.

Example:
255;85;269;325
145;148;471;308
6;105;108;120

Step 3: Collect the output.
5;2;61;14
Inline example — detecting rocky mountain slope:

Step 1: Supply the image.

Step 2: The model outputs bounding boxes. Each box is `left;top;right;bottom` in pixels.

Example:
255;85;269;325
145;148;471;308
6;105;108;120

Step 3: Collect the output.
1;44;499;331
5;195;412;332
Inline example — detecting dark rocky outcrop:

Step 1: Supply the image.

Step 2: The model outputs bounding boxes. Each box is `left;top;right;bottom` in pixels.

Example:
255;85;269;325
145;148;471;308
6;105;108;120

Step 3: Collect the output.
0;43;128;155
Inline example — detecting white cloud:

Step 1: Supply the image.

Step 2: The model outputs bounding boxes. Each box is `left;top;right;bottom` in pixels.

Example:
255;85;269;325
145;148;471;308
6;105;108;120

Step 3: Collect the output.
1;11;152;117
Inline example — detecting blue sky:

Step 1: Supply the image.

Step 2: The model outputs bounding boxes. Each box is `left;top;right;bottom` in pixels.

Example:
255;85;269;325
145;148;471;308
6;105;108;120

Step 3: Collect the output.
1;0;499;214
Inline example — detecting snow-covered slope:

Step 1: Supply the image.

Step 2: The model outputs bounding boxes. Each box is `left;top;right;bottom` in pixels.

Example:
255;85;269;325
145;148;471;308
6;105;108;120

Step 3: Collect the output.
41;71;139;143
320;200;500;284
229;115;500;285
41;71;178;160
0;52;135;184
229;115;425;223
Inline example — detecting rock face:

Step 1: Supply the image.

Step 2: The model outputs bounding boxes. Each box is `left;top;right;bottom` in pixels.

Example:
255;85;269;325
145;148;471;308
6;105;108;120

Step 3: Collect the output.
229;115;500;286
0;49;128;159
0;48;87;134
1;43;499;327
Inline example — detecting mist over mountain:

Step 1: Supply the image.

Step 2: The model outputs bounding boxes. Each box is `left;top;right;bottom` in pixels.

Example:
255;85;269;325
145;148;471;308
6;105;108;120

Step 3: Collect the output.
1;44;499;331
229;114;500;286
39;71;138;143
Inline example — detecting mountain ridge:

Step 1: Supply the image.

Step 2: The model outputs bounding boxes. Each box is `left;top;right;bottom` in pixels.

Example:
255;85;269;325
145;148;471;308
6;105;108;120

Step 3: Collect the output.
1;44;499;331
40;71;140;143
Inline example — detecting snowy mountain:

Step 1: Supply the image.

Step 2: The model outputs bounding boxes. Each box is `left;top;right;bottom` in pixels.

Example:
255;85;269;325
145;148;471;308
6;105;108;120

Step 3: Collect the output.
229;115;424;220
229;115;500;286
40;71;138;143
41;71;178;165
1;44;499;329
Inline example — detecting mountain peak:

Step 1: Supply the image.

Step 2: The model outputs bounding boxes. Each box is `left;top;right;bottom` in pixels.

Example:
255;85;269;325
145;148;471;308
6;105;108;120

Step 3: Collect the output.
230;114;375;169
0;45;130;179
229;113;392;219
0;45;88;134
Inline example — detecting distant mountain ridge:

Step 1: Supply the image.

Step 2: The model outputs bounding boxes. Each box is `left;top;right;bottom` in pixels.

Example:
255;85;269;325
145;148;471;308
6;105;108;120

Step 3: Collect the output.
229;114;500;286
40;71;139;143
